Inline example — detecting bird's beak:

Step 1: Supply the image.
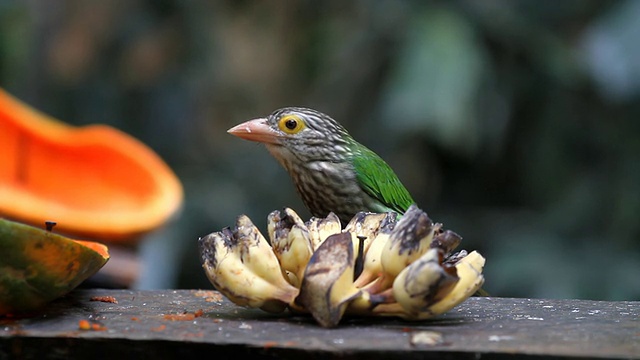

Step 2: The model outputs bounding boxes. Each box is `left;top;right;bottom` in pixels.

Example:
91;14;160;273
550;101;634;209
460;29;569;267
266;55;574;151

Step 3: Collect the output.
227;118;280;145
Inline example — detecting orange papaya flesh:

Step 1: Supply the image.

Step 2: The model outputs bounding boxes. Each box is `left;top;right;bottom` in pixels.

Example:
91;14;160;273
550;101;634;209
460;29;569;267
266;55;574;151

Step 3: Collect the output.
0;218;109;315
0;88;183;241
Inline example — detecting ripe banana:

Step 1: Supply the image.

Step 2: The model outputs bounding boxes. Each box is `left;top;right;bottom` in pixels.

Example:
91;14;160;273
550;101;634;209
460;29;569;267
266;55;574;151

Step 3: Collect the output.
344;211;396;255
199;226;299;313
199;204;486;327
267;208;306;244
353;217;396;288
391;248;459;318
424;250;485;317
267;208;313;287
381;205;438;277
233;215;295;289
363;204;438;294
371;250;484;319
306;212;341;250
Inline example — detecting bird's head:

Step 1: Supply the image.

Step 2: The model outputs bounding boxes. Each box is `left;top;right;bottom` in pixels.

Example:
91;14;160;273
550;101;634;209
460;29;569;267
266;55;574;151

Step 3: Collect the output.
228;107;354;163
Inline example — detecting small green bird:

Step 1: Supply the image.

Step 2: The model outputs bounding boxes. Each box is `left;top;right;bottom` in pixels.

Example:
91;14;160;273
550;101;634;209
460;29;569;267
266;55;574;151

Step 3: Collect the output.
227;107;414;224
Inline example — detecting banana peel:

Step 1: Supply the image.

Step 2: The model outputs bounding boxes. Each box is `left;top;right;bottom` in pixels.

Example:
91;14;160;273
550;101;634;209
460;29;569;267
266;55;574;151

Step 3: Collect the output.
198;205;486;327
267;208;314;286
295;232;362;327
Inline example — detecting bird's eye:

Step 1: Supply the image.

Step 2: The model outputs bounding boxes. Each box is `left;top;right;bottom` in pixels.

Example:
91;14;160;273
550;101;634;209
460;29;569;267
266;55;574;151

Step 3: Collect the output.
285;119;297;129
278;115;305;134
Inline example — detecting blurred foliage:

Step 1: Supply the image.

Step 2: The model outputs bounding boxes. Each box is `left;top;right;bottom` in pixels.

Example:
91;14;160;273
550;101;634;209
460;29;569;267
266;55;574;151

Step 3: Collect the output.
1;0;638;300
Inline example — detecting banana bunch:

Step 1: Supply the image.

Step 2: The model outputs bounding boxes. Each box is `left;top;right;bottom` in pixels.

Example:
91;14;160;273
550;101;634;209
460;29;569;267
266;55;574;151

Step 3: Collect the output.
199;204;486;327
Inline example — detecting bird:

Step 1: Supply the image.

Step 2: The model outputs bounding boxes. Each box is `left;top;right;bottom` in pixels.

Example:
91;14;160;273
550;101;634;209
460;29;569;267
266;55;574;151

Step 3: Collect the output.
227;107;414;224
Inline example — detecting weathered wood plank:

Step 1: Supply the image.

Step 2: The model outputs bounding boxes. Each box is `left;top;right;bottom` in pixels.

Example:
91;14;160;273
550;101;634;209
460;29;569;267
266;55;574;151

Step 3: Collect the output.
1;289;638;359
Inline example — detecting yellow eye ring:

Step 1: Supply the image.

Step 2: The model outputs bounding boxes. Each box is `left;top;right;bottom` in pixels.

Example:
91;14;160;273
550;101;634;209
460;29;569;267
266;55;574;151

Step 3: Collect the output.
278;115;305;134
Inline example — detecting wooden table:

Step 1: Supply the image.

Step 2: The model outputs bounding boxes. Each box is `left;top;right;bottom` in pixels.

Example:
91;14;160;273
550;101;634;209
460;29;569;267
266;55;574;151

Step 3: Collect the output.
1;289;638;359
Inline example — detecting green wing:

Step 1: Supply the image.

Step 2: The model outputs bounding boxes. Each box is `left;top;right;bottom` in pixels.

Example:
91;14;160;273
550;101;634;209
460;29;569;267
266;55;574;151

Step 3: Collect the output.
351;145;415;214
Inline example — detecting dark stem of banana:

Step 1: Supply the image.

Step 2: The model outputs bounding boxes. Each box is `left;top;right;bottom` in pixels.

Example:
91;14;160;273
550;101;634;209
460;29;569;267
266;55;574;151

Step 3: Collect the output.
353;235;366;281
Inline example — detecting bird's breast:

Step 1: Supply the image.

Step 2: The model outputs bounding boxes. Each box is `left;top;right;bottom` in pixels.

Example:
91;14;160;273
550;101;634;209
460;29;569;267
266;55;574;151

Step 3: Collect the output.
288;160;367;221
265;144;372;222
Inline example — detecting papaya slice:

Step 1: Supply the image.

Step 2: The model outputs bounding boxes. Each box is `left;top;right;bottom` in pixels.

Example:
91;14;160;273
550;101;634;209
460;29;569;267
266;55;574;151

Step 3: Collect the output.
0;88;183;241
0;218;109;315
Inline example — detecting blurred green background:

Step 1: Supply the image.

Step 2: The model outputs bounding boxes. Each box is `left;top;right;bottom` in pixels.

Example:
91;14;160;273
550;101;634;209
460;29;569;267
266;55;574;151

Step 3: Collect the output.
1;0;638;300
